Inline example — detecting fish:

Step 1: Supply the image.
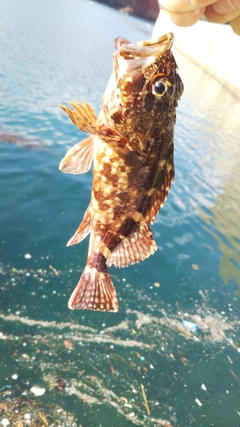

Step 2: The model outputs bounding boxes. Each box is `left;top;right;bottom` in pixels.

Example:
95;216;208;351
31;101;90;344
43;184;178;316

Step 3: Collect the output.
59;32;183;312
0;131;46;149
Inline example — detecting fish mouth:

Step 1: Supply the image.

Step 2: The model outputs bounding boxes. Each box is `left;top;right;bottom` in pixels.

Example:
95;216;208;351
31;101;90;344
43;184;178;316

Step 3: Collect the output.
114;33;174;59
113;33;174;78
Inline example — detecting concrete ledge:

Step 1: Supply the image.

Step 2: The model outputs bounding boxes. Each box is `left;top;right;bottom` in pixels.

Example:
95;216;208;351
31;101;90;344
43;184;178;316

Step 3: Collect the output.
153;13;240;97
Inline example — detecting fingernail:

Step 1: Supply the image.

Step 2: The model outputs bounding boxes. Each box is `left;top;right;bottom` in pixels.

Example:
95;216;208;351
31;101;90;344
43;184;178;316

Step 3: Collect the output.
212;0;240;13
159;0;190;10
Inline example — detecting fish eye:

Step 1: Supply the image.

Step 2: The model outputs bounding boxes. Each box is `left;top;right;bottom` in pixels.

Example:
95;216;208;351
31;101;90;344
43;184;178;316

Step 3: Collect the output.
150;74;175;102
154;81;166;95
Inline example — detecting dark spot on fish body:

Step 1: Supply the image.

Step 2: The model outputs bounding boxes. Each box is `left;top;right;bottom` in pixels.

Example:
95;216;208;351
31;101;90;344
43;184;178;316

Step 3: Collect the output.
152;127;165;142
136;194;154;216
144;95;154;112
108;236;123;251
122;72;145;95
120;217;138;237
125;150;141;181
89;252;107;273
101;163;119;187
93;189;116;212
110;173;119;186
103;163;111;176
167;142;173;159
93;189;105;204
152;168;166;189
103;230;123;251
101;126;119;140
151;131;173;160
118;138;128;150
99;202;112;211
136;166;153;192
110;110;122;124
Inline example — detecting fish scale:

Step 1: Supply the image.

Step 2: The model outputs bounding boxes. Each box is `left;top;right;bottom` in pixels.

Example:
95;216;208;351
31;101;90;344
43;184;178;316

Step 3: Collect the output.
59;33;183;312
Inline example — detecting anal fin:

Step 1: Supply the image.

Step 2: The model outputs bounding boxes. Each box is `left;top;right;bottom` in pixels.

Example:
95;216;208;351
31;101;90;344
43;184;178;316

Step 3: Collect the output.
67;205;91;246
106;224;157;268
59;136;94;174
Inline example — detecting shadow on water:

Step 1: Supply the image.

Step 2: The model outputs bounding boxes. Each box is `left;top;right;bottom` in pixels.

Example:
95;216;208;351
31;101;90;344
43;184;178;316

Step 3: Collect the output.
0;0;240;426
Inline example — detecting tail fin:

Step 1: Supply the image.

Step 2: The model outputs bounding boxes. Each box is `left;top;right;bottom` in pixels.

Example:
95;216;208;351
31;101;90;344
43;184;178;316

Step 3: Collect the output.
68;263;118;312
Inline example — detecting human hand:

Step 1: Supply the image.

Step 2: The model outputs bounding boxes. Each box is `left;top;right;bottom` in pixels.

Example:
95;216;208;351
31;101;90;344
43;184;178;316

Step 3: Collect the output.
159;0;240;35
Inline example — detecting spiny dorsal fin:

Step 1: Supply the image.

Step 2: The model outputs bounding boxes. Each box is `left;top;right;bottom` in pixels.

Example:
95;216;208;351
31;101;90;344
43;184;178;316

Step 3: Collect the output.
106;224;157;268
67;205;91;246
59;136;94;174
68;258;118;312
59;101;97;134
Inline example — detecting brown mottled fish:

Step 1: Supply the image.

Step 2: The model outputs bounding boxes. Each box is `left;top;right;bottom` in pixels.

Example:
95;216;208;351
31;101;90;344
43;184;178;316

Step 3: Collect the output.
59;32;183;312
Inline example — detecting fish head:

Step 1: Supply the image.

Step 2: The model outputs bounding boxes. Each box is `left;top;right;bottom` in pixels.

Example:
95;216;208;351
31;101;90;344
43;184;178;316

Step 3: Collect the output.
101;33;183;151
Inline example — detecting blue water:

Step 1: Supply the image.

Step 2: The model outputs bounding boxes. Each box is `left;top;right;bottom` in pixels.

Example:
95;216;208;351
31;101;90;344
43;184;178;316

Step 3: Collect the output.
0;1;240;426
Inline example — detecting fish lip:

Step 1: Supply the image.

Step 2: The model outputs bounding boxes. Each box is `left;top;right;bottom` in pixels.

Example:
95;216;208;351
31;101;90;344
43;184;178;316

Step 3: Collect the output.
113;32;174;60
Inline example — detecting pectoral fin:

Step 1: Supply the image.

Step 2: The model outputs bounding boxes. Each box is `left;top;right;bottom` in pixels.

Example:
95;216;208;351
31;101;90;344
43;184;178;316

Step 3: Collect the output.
59;136;94;174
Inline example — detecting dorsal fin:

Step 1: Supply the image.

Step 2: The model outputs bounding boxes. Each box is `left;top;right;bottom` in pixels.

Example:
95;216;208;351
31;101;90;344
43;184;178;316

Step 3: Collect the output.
147;161;174;225
58;101;97;134
59;136;94;174
67;205;91;246
106;224;157;268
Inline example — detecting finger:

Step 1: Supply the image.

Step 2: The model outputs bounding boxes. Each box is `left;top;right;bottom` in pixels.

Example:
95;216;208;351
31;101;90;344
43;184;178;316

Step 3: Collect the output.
212;0;240;14
205;4;240;22
230;14;240;34
166;7;206;25
159;0;213;12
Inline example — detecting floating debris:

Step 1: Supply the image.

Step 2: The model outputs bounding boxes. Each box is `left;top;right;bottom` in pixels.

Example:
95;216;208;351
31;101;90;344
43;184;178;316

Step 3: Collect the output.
230;369;240;383
30;386;46;396
11;374;18;380
54;379;66;392
49;265;60;276
154;282;161;288
140;384;150;416
195;398;202;406
0;396;76;426
182;320;198;331
63;339;74;349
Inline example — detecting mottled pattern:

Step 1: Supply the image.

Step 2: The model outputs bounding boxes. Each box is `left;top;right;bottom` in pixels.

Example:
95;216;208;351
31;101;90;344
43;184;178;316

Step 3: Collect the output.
59;33;183;312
